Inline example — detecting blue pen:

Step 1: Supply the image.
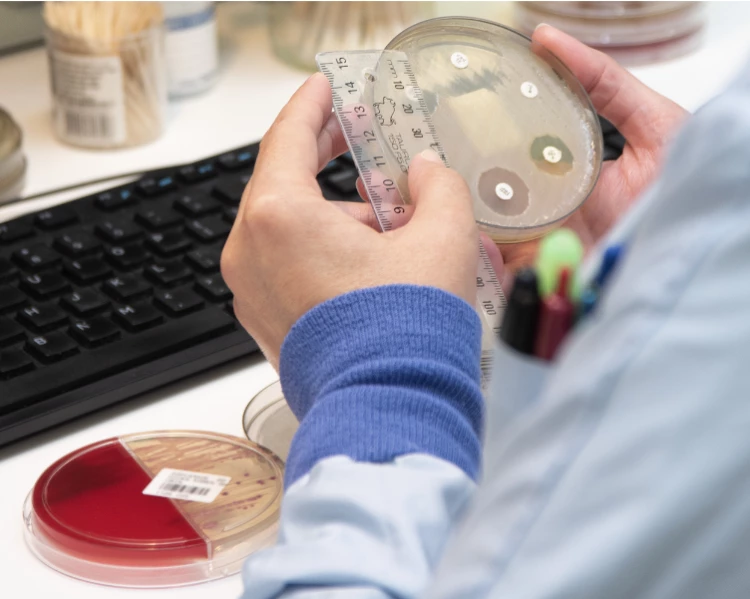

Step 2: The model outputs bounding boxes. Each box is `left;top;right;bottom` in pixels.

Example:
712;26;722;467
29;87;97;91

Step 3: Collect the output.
595;244;625;288
578;243;625;319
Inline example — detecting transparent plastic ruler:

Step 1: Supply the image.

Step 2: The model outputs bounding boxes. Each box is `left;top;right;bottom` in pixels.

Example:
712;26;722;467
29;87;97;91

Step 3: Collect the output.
317;50;506;391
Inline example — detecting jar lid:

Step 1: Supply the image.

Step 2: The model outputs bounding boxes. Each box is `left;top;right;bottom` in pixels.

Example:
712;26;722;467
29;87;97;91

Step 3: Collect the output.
0;107;26;203
242;380;298;463
24;430;283;588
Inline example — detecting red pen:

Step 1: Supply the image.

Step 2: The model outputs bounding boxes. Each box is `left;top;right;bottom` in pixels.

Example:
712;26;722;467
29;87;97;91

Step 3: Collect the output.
534;268;574;361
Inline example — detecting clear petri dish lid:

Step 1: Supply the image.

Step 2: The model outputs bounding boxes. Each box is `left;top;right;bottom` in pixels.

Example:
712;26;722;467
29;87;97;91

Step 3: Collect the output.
370;17;603;243
242;380;298;463
23;430;283;588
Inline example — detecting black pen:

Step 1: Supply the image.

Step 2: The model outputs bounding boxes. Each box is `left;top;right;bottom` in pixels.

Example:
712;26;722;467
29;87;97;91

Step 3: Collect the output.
500;268;541;355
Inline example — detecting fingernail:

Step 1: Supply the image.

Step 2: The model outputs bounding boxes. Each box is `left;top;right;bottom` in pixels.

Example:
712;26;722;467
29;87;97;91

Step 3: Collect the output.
418;149;443;164
534;22;550;31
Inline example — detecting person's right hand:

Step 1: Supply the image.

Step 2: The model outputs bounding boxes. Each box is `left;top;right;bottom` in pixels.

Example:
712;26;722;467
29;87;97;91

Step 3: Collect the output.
496;25;689;276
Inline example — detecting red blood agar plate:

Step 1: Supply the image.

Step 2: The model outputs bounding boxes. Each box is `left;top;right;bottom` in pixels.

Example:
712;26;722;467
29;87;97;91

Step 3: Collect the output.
23;431;284;587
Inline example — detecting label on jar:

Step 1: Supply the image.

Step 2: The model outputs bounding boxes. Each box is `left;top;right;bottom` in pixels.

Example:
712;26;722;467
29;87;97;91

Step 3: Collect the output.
49;50;126;146
165;7;218;96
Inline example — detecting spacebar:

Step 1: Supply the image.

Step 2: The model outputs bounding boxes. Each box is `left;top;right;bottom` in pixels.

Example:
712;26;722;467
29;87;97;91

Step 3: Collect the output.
0;311;238;412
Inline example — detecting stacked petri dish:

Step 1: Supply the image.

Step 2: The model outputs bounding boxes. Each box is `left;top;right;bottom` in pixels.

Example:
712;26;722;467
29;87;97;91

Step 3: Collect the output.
514;2;706;66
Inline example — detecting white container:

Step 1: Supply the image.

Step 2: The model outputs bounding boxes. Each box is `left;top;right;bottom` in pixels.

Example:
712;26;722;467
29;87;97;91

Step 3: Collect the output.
163;2;219;97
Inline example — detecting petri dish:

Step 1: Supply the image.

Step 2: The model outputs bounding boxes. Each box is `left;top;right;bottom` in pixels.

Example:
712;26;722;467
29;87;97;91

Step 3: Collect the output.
242;380;298;462
513;2;706;66
372;17;603;243
23;430;283;588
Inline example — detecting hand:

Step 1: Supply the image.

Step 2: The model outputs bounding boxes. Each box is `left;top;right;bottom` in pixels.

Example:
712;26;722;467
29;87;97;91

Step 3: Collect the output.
221;73;479;370
497;25;689;274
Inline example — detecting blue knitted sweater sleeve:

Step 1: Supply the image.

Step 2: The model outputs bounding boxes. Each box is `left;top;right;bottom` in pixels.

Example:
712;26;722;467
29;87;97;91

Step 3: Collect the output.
278;284;484;487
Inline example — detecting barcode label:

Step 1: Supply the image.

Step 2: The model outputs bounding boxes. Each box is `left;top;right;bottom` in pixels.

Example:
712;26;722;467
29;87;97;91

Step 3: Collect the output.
63;110;115;140
143;468;230;503
50;50;126;146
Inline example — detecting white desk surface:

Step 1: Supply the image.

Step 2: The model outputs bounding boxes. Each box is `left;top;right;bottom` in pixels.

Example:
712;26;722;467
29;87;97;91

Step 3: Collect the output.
1;3;750;597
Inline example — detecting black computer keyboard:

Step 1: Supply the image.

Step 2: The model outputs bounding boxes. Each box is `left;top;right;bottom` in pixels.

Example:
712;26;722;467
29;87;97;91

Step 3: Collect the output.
0;116;624;448
0;142;361;447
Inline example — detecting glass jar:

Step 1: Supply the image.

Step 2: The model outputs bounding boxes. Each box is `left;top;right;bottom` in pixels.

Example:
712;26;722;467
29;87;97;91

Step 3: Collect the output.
269;1;436;72
45;22;167;148
162;1;219;98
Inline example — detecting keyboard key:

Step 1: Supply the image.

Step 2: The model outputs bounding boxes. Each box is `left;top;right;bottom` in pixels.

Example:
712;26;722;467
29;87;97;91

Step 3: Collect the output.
95;188;135;211
113;302;164;332
18;303;68;332
0;317;25;346
154;288;205;317
54;232;101;257
1;310;239;411
223;206;239;223
105;243;150;270
185;248;221;273
147;230;192;257
103;275;152;302
0;218;34;244
324;169;359;195
144;260;193;287
0;348;34;379
35;205;78;230
211;179;247;205
20;271;71;300
137;175;177;197
195;275;232;301
217;150;255;170
13;244;61;271
60;289;110;316
63;257;111;285
69;317;121;348
179;162;217;183
96;219;142;243
0;285;27;313
135;206;183;231
185;216;231;243
173;193;221;217
0;257;17;283
26;332;79;363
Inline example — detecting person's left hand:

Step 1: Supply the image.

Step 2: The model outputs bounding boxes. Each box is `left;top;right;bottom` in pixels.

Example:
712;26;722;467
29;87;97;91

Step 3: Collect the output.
222;73;489;370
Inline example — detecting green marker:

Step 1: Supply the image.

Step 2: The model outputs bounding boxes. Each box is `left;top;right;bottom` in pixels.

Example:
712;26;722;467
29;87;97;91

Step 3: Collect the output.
535;228;584;299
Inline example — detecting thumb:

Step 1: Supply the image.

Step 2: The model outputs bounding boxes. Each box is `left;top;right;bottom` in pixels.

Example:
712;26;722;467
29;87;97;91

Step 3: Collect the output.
407;150;476;235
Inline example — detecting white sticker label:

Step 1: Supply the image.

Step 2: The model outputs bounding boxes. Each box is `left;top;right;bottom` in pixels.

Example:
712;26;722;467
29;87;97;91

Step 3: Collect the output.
495;183;514;200
143;468;230;503
50;50;126;146
520;81;538;98
543;146;563;163
451;52;469;69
